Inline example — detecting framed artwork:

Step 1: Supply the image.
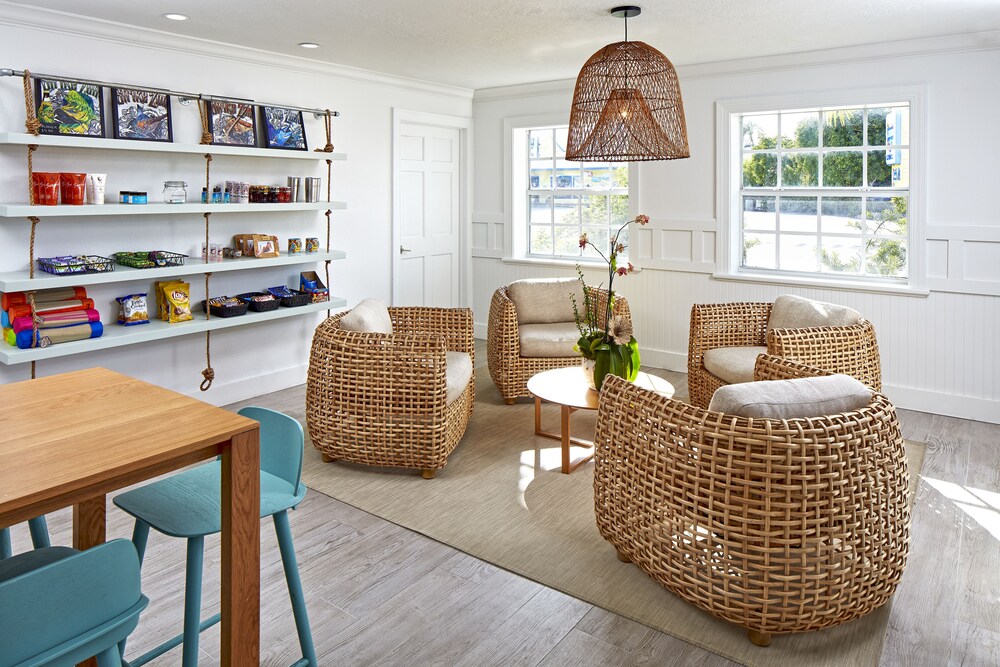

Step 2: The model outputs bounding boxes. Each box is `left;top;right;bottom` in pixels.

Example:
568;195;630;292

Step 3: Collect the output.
34;78;105;137
207;100;257;147
110;87;173;142
261;106;307;151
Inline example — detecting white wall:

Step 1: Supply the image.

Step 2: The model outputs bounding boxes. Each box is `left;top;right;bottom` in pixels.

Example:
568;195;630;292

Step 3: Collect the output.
471;33;1000;423
0;7;472;404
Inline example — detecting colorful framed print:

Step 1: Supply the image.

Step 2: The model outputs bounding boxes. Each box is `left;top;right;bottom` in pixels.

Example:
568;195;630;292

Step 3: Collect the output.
110;88;173;142
261;106;307;151
34;78;105;137
207;100;257;147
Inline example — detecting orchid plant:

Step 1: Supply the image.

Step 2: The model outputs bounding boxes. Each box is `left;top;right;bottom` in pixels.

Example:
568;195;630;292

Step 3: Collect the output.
571;214;649;390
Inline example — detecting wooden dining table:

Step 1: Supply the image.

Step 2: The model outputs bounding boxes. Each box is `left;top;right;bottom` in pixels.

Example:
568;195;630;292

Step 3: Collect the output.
0;367;260;666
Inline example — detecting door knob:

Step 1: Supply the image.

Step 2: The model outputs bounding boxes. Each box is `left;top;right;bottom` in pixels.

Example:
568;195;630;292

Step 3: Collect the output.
400;245;412;254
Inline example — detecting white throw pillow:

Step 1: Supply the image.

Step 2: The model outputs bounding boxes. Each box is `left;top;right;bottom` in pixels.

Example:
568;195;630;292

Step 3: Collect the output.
708;374;873;420
339;298;393;334
767;294;862;335
507;278;580;325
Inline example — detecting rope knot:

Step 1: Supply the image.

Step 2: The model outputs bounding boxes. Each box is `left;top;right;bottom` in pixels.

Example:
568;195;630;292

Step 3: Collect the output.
22;70;40;136
204;153;213;162
200;367;215;391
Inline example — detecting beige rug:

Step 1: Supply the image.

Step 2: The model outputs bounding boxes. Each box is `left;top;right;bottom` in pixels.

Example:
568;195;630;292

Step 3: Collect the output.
301;374;926;667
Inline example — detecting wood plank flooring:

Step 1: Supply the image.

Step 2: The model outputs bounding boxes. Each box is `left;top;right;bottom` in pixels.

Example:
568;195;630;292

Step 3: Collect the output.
7;345;998;666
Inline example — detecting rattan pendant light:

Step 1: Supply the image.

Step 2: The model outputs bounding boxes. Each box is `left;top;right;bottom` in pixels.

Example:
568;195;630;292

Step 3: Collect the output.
566;6;690;162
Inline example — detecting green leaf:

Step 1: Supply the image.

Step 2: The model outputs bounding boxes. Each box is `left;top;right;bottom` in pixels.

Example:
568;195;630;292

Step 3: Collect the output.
594;351;611;390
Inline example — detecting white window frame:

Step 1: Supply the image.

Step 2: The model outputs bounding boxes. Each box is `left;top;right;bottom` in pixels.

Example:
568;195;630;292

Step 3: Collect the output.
715;87;927;295
503;113;637;267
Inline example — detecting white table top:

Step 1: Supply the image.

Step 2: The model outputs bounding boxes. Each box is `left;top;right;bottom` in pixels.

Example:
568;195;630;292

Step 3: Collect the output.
527;365;675;411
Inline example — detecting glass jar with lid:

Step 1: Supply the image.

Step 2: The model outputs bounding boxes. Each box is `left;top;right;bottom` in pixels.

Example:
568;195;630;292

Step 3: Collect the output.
162;180;188;204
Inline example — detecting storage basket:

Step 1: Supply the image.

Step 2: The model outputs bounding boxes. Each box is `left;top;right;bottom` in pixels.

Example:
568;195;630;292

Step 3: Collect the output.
115;251;187;269
237;292;280;312
38;255;115;275
267;287;311;308
202;298;248;318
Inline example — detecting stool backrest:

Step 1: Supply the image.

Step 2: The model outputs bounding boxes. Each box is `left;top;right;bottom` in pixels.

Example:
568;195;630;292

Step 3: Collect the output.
237;406;304;491
0;539;144;665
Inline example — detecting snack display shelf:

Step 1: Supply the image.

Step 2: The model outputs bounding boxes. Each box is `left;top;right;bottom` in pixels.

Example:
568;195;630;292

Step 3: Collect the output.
0;132;347;161
0;201;347;218
0;297;347;365
0;251;347;291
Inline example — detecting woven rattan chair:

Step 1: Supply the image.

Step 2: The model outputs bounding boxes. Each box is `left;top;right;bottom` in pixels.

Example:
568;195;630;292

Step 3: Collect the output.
594;354;910;647
306;307;475;479
687;301;881;408
487;285;630;404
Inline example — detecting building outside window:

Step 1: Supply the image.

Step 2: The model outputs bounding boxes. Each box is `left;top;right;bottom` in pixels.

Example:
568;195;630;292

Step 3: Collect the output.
718;93;920;289
521;126;629;262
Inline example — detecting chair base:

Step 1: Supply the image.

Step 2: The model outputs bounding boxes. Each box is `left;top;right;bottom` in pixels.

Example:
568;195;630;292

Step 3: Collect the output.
615;549;631;563
321;453;337;463
504;398;516;405
421;468;437;480
748;629;772;647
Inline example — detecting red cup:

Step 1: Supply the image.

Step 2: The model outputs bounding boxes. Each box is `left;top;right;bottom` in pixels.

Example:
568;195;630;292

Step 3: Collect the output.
60;172;87;205
31;172;60;206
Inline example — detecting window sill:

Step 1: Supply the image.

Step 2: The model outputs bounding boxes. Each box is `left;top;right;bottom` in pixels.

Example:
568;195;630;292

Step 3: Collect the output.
712;271;929;297
501;256;642;273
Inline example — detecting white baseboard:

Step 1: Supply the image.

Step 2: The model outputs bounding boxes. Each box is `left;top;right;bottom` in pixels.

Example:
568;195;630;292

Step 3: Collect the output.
185;364;308;408
474;322;488;340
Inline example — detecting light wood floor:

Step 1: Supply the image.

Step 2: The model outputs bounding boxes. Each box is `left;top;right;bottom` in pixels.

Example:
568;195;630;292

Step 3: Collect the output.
8;347;999;666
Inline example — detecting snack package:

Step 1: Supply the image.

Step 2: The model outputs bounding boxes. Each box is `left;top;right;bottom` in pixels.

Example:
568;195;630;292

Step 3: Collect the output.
116;293;149;326
161;281;192;323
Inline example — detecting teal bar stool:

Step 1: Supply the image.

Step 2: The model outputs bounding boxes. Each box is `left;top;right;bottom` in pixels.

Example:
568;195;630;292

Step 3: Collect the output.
113;406;317;667
0;538;148;667
0;515;51;559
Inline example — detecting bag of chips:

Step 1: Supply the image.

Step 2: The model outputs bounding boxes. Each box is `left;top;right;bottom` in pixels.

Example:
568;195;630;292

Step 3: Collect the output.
161;281;192;323
116;293;149;326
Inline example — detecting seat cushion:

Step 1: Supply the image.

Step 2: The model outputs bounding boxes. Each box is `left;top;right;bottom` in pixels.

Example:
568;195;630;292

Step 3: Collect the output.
446;351;473;405
708;374;873;419
507;279;580;325
339;298;393;334
703;346;767;384
518;322;579;358
767;294;862;335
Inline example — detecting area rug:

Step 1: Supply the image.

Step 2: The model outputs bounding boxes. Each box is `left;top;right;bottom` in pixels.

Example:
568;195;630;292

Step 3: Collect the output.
300;374;926;667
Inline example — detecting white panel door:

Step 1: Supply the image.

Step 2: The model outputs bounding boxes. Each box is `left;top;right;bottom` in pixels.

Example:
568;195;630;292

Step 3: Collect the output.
394;122;461;307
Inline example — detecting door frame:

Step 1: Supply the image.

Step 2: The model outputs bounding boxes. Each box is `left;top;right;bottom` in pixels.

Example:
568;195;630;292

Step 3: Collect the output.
391;108;473;307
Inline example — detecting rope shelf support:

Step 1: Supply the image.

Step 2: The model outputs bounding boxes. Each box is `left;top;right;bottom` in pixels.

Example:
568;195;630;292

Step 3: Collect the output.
200;208;215;391
315;109;335;153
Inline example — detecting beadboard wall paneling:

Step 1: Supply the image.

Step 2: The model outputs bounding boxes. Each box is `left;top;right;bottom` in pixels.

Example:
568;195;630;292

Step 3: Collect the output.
472;37;1000;423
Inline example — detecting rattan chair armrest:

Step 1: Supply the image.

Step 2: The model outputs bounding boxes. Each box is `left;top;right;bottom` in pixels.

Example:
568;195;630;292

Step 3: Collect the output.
389;306;474;355
689;302;772;354
487;286;521;357
752;353;834;382
766;319;881;390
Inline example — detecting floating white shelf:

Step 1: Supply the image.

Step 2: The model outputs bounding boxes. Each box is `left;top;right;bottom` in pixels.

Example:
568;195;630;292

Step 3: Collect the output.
0;201;347;218
0;298;347;365
0;133;347;161
0;251;346;292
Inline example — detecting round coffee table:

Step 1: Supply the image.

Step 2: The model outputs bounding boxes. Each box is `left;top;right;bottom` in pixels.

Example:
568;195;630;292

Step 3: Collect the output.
527;366;675;474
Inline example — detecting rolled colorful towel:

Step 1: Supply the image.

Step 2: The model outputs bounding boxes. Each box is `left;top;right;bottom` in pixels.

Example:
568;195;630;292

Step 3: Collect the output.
11;308;101;334
6;298;95;323
14;321;103;349
1;287;88;311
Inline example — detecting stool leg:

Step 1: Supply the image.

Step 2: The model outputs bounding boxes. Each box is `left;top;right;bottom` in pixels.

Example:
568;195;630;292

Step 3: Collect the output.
182;536;205;667
131;520;151;567
273;511;317;666
0;528;10;559
95;644;123;667
27;516;50;548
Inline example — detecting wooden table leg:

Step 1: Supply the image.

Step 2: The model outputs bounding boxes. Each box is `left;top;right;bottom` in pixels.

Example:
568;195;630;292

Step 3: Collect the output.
72;495;106;550
220;427;260;667
561;405;572;474
74;495;107;666
534;396;542;435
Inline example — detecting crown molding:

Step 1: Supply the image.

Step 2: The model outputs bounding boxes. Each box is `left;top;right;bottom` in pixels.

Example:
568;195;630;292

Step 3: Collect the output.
474;29;1000;102
0;2;474;101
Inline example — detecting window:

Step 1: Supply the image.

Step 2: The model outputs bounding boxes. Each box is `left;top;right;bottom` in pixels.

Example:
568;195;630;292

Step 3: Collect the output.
511;124;630;262
718;90;923;290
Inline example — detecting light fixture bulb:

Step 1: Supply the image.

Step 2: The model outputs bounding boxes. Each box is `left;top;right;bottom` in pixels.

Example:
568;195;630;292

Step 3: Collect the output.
163;13;189;21
298;42;320;49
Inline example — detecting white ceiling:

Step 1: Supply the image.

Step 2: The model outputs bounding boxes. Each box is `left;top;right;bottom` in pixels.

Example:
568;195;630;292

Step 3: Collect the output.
11;0;1000;89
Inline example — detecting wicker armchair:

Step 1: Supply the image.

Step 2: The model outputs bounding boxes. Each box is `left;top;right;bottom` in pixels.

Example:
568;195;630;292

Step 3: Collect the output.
594;354;910;647
487;284;630;404
687;301;881;408
305;307;474;479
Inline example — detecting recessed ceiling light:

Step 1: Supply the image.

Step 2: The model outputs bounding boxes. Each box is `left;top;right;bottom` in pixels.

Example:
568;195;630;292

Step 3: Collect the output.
163;13;189;21
298;42;320;49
